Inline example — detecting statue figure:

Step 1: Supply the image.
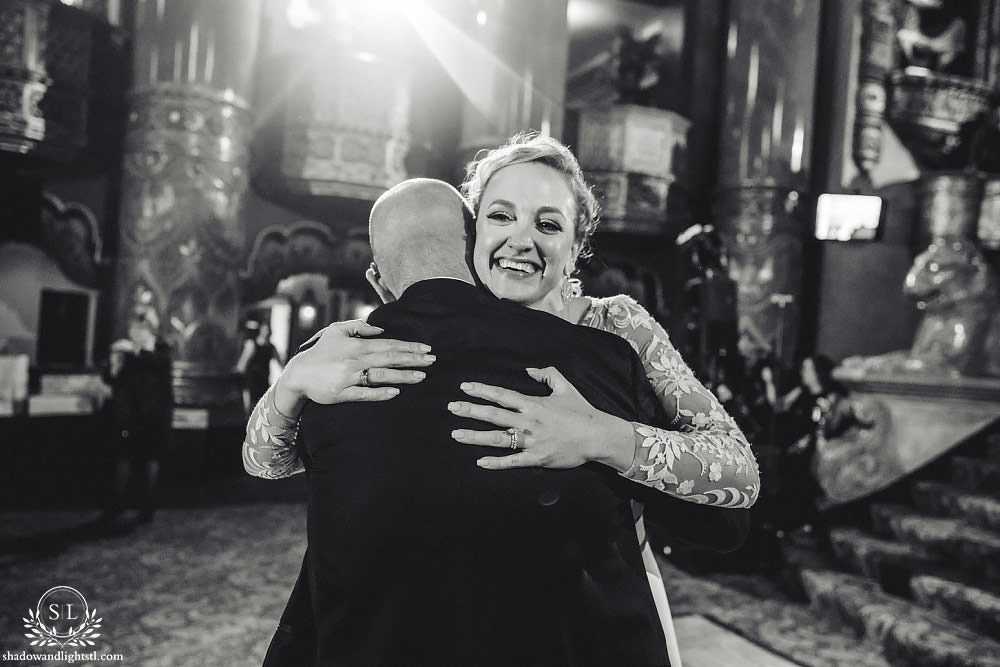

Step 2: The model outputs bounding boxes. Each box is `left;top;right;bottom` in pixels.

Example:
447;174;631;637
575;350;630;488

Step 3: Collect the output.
610;27;664;107
903;239;999;375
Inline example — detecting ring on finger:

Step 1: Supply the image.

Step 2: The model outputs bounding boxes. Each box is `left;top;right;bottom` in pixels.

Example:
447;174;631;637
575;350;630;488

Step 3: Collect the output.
360;368;372;388
506;427;520;450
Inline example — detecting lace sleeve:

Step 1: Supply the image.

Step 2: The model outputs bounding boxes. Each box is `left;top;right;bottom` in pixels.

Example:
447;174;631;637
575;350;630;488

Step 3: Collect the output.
242;383;305;479
583;296;760;508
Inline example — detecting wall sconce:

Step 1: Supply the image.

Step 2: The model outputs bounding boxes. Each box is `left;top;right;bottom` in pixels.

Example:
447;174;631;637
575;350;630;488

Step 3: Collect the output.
297;290;318;329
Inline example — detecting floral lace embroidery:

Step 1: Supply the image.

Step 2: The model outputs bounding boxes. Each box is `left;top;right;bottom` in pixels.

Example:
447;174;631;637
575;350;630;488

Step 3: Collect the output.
581;295;760;508
242;384;305;479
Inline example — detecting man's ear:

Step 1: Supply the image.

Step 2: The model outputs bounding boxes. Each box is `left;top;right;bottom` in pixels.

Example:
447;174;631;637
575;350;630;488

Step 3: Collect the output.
365;263;396;304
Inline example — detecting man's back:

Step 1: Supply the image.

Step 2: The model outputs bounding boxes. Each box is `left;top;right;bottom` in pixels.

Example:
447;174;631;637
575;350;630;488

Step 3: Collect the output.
300;280;666;666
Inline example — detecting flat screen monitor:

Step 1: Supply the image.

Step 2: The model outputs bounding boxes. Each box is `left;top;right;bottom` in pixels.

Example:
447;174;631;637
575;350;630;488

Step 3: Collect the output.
815;193;883;241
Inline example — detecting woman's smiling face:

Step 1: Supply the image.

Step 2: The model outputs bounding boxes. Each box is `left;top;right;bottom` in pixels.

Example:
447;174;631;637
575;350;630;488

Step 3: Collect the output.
473;162;580;307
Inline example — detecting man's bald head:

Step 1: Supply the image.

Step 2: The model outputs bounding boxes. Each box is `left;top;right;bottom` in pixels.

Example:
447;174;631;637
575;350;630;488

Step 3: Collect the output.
369;178;474;297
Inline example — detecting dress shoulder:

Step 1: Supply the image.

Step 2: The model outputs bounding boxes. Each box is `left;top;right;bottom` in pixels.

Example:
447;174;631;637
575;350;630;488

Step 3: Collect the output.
580;294;665;352
582;293;641;317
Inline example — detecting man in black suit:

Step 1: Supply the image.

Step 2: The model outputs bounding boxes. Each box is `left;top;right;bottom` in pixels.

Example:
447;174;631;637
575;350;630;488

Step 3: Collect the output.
273;179;746;666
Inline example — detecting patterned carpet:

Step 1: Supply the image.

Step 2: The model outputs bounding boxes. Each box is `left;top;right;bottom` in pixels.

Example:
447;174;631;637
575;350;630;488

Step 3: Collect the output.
0;505;305;666
659;563;888;667
0;504;880;666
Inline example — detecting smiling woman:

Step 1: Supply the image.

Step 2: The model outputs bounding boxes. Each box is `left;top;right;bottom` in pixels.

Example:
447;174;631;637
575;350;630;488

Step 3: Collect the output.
456;133;758;510
463;131;601;318
474;162;580;312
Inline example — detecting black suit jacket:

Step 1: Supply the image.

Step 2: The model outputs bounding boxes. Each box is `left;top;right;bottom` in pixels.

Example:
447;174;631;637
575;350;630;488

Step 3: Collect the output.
267;280;747;666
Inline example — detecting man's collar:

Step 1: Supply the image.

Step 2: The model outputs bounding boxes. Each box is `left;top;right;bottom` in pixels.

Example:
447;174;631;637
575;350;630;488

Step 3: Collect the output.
397;277;480;301
406;276;474;288
389;278;573;330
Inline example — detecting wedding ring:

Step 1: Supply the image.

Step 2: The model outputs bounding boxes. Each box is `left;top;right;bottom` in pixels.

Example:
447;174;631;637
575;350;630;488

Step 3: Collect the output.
507;427;520;450
360;368;372;387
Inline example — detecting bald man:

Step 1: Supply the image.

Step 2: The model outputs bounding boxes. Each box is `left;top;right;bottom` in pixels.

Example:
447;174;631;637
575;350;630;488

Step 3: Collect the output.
262;179;738;666
365;178;476;302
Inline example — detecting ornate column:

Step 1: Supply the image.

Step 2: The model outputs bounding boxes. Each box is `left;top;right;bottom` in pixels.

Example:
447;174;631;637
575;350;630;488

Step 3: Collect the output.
714;184;803;363
114;0;261;414
852;0;896;180
714;0;821;365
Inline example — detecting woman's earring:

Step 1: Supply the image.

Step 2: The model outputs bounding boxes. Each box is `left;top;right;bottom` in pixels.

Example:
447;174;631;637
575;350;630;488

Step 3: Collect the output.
561;268;582;301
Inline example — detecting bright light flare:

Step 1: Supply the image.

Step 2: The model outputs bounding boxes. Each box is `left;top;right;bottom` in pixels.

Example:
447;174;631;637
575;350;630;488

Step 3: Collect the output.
402;2;557;126
566;0;612;31
263;0;560;141
286;0;320;29
297;303;317;327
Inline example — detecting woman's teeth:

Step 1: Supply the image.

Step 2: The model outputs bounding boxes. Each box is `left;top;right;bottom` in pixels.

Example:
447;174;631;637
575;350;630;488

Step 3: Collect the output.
497;257;538;274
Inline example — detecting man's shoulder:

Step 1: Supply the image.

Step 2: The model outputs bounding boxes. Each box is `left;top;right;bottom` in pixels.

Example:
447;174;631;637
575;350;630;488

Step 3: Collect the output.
367;280;638;362
491;299;638;360
566;312;636;354
368;279;479;321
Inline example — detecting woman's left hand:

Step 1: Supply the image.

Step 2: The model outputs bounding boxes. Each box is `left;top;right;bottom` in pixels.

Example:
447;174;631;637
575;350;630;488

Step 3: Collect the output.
448;367;634;471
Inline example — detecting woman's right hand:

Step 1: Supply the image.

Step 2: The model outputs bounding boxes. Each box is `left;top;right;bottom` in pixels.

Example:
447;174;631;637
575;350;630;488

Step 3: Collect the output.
275;320;435;412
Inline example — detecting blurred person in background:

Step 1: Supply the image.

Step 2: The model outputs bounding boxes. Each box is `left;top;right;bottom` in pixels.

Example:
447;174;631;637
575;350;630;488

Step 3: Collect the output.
770;354;845;534
101;307;173;525
237;321;283;413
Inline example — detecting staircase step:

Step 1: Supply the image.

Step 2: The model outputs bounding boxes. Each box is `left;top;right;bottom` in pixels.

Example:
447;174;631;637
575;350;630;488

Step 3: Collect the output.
912;481;954;516
952;456;1000;496
911;575;1000;642
869;502;916;538
828;527;948;596
869;504;1000;583
883;610;1000;667
801;569;1000;667
912;481;1000;533
658;558;892;666
800;568;890;642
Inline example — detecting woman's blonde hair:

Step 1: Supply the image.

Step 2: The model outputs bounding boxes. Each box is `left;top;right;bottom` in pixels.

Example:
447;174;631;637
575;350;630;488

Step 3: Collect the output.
460;131;600;262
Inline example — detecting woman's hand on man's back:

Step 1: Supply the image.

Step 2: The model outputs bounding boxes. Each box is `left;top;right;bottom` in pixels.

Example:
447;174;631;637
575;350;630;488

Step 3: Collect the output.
272;320;436;417
448;366;635;472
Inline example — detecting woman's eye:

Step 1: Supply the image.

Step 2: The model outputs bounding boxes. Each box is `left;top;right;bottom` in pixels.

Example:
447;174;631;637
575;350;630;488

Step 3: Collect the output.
487;211;513;223
537;219;562;233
